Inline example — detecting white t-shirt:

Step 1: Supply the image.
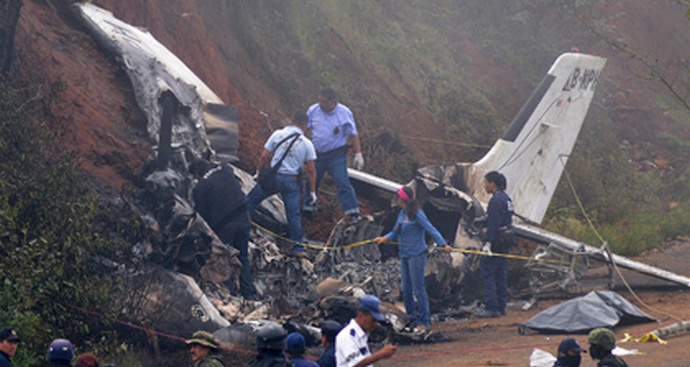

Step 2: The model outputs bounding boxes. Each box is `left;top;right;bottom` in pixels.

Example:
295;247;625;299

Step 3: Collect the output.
335;319;371;367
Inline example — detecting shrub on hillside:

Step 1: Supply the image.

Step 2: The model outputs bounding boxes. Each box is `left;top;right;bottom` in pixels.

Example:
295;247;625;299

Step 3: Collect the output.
0;83;139;366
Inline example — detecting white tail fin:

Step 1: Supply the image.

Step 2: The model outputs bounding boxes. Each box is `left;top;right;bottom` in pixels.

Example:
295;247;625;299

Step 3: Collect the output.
468;53;606;224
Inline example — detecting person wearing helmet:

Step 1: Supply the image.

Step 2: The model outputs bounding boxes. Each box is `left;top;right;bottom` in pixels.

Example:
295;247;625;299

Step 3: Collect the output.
286;333;318;367
246;322;290;367
317;320;342;367
47;339;74;367
0;328;20;367
553;338;585;367
335;295;397;367
587;328;628;367
185;331;225;367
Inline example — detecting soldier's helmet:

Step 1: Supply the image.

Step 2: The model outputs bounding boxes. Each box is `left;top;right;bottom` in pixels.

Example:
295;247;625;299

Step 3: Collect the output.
587;328;616;350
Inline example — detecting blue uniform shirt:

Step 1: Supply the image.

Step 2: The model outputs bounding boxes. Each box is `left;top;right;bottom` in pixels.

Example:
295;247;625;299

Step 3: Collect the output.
0;351;12;367
307;103;358;153
265;125;317;175
384;209;447;258
292;357;319;367
317;345;336;367
484;190;514;244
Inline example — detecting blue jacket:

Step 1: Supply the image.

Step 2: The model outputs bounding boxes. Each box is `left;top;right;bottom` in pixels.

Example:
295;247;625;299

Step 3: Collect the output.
292;356;319;367
484;190;513;244
0;351;11;367
316;345;335;367
384;209;447;258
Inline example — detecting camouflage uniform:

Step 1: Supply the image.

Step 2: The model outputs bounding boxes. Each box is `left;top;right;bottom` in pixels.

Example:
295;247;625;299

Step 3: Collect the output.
596;354;628;367
195;355;226;367
587;328;628;367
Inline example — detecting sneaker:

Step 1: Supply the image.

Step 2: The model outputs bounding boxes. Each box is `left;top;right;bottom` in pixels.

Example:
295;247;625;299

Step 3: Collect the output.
346;214;361;224
414;325;429;333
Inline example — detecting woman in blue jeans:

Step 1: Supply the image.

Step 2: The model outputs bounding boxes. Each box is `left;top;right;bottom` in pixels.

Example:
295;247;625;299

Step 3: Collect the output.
373;186;452;330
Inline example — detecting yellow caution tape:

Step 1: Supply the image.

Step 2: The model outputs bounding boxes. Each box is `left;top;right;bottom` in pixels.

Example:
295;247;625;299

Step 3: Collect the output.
251;221;572;264
622;332;667;345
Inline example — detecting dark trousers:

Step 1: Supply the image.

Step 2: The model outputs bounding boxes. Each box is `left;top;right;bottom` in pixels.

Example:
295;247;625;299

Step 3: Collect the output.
480;255;507;314
217;213;255;298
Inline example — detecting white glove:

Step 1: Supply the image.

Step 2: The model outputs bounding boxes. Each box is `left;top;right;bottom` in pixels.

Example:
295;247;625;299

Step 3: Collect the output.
252;171;259;180
308;191;318;205
353;152;365;170
482;242;492;254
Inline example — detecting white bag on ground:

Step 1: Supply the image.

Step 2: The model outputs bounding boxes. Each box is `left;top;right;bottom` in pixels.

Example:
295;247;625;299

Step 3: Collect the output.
529;348;556;367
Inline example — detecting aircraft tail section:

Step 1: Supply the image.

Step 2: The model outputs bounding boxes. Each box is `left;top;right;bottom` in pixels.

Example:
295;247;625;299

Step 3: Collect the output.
468;53;606;224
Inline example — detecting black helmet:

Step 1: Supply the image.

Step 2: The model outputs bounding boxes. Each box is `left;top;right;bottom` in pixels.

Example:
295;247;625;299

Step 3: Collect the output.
256;322;287;350
47;339;74;362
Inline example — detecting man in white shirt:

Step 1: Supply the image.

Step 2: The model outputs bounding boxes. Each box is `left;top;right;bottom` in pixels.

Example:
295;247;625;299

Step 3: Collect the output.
247;111;317;257
335;295;397;367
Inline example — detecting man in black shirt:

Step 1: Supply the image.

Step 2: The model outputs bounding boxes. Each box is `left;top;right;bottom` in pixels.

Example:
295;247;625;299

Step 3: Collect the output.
190;159;255;300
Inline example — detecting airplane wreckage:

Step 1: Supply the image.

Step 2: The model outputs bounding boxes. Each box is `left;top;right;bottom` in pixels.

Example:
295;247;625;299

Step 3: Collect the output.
73;2;690;351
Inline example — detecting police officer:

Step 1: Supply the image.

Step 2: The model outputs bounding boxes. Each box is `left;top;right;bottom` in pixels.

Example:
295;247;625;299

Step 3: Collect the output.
286;333;318;367
247;322;291;367
47;339;74;367
186;331;225;367
317;320;342;367
553;338;585;367
335;295;396;367
475;171;514;318
190;158;256;299
587;328;628;367
304;87;363;222
0;328;20;367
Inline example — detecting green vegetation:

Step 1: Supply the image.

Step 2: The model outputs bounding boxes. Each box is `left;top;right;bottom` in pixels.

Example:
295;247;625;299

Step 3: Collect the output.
544;204;690;256
0;83;140;367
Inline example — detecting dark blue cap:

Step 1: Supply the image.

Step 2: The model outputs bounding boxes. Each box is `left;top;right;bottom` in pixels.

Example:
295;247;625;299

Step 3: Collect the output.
558;338;585;354
359;295;385;322
286;332;305;354
0;328;19;342
321;320;343;342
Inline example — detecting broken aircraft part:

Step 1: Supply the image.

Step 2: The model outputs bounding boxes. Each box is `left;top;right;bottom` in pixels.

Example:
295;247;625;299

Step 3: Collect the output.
525;242;613;296
516;224;690;288
73;3;238;163
651;320;690;340
120;266;230;339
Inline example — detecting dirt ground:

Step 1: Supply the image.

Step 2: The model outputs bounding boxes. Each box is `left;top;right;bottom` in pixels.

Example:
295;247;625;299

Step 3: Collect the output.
374;241;690;367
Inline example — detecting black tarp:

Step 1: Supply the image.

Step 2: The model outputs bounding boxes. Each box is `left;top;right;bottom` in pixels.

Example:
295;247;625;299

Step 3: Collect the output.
521;291;655;334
